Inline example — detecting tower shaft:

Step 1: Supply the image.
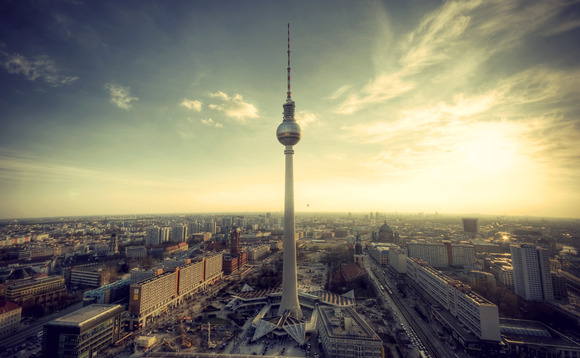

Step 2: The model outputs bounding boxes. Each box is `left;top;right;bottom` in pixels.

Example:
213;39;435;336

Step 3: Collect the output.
278;146;303;319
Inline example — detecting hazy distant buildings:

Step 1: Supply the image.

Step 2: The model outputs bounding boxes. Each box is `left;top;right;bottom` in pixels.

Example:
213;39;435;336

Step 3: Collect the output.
462;218;479;234
145;226;160;246
510;244;553;301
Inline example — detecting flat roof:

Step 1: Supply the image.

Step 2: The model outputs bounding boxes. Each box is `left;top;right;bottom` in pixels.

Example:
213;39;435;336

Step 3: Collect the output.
51;304;123;329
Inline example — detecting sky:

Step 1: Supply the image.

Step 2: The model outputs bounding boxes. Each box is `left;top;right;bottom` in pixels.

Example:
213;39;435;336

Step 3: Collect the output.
1;0;580;220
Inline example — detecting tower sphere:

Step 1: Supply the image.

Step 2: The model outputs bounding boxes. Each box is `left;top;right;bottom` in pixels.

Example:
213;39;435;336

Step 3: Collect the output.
277;120;301;146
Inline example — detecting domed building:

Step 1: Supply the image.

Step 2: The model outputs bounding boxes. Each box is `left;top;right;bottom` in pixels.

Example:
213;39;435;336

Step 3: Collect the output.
378;221;396;243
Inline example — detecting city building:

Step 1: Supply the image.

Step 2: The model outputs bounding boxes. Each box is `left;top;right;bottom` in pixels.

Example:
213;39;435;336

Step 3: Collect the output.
462;218;479;234
83;278;131;305
130;268;163;284
368;243;397;266
491;264;514;290
2;275;66;310
353;234;364;266
159;227;170;243
247;244;270;262
0;301;21;336
407;241;448;268
171;224;187;243
69;266;112;288
317;306;383;358
510;244;554;301
42;304;125;358
127;253;222;329
145;226;160;246
388;247;408;274
125;245;147;259
500;318;580;357
406;258;501;342
377;221;396;243
109;233;118;255
222;229;248;275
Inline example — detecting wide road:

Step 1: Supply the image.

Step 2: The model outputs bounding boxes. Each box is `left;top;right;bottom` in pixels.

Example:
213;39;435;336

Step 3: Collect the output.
365;256;454;358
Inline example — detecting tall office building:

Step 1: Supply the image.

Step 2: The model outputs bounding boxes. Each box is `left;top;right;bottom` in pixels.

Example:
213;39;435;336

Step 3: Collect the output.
276;23;302;319
510;244;554;301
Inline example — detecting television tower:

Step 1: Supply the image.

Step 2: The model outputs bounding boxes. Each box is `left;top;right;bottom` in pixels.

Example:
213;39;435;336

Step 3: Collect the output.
276;23;303;319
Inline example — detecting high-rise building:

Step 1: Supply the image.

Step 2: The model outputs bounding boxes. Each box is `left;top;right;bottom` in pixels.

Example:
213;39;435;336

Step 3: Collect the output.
159;227;170;243
510;244;554;301
145;226;160;246
462;218;479;234
172;224;187;243
276;23;302;319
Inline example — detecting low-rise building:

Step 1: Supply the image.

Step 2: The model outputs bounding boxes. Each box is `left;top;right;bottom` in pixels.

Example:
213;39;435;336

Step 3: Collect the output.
317;306;383;358
0;301;21;336
2;275;66;310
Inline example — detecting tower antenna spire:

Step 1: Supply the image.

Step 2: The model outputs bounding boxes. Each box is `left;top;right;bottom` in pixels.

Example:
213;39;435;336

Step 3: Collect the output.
287;23;291;100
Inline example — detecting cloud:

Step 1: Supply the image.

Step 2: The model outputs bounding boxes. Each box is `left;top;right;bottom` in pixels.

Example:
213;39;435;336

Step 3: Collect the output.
334;0;580;114
207;91;259;121
0;52;78;86
295;111;318;128
180;99;202;112
201;118;223;128
105;83;138;110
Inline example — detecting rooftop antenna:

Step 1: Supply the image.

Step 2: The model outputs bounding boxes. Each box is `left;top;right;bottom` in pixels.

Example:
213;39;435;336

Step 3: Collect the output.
287;23;291;101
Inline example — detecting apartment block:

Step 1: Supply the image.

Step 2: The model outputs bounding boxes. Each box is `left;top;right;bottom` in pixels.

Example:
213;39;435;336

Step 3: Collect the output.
407;258;501;342
510;244;554;301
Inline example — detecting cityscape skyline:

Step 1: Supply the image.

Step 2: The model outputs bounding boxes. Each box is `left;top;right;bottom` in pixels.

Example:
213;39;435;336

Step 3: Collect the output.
1;1;580;220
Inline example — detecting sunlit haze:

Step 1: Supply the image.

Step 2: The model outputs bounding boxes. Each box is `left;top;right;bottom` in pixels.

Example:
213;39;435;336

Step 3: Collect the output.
1;1;580;219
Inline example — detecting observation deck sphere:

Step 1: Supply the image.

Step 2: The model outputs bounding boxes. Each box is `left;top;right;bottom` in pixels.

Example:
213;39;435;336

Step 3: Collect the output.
277;121;301;146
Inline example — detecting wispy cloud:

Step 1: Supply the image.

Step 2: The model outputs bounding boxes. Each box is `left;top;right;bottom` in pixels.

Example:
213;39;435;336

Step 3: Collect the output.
201;118;223;128
180;99;202;112
296;111;318;128
207;91;259;121
0;52;78;86
334;0;580;114
105;83;138;110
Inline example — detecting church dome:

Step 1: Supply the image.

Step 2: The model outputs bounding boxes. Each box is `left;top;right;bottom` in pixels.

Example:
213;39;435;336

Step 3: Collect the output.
379;221;392;233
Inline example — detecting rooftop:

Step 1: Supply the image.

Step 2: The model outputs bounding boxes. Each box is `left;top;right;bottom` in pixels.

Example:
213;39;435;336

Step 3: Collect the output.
52;304;123;328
